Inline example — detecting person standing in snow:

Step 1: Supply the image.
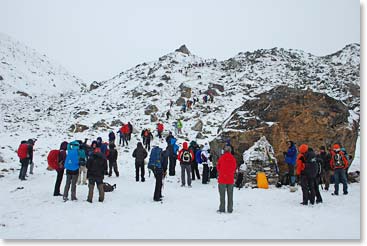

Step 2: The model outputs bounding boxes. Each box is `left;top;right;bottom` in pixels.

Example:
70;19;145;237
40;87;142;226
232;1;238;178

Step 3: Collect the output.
108;143;119;177
144;129;154;151
121;124;129;146
177;119;183;135
148;145;166;202
317;146;332;191
157;122;164;139
108;131;116;145
77;140;88;185
127;122;133;141
63;141;80;201
17;140;32;180
201;143;211;184
177;142;194;187
189;141;201;180
330;144;349;195
283;141;297;186
27;139;36;175
53;141;67;196
166;110;171;120
132;142;148;182
216;146;237;213
296;144;318;205
167;137;179;176
86;147;108;203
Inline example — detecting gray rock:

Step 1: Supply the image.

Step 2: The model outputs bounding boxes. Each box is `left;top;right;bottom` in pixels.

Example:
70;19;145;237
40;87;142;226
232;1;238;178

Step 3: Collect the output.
145;105;159;115
191;120;203;132
69;124;89;133
175;45;191;55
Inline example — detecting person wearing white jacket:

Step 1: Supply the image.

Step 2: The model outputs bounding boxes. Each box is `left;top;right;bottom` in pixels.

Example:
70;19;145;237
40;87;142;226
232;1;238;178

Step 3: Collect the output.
201;143;211;184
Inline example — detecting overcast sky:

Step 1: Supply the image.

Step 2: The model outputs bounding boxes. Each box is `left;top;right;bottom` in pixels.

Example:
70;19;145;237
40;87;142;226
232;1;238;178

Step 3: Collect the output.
0;0;360;83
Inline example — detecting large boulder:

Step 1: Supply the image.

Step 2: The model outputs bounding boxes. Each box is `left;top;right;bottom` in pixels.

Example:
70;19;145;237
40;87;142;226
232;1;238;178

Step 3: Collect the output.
69;124;89;133
179;84;192;98
175;45;191;55
191;120;203;132
210;86;359;173
145;105;158;115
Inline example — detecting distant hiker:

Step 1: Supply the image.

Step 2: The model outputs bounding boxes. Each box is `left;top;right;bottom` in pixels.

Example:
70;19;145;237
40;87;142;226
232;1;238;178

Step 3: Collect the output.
17;140;31;180
63;141;80;201
108;131;116;145
127;122;133;141
283;141;297;186
170;100;174;108
166;110;171;120
120;124;129;146
157;122;164;139
77;140;88;185
216;146;237;213
201;143;211;184
132;142;148;182
117;128;123;146
141;128;147;146
177;119;183;135
168;137;179;176
203;95;208;103
330;144;349;195
86;147;108;203
177;142;194;187
296;144;317;205
165;131;174;145
181;103;186;113
223;139;235;156
27;139;36;175
189;141;201;180
209;94;214;103
341;147;352;176
96;137;103;148
148;146;166;202
317;146;332;191
144;129;154;151
53;141;68;196
108;143;119;177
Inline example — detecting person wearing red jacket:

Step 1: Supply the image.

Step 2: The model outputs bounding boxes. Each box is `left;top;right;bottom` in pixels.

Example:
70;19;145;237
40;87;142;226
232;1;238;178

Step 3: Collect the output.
177;142;194;187
330;144;349;195
120;124;129;146
216;146;237;213
157;123;164;139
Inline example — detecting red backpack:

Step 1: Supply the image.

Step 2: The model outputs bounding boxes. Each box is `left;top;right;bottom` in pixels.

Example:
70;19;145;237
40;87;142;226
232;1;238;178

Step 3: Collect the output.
17;143;29;159
47;150;60;170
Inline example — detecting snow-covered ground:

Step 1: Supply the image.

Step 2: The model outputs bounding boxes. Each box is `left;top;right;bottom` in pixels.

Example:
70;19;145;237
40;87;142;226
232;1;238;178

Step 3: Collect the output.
0;133;360;239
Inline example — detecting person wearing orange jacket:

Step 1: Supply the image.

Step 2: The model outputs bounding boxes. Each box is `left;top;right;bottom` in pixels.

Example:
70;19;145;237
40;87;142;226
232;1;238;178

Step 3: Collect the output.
177;142;194;187
120;124;129;146
296;144;319;205
216;146;237;213
330;144;349;195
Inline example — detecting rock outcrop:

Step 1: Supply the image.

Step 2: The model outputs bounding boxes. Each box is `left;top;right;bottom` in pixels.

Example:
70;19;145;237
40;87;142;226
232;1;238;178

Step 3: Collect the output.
175;45;191;55
210;86;359;174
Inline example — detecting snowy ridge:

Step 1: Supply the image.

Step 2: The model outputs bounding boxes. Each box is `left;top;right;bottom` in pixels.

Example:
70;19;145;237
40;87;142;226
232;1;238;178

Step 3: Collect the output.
0;33;86;98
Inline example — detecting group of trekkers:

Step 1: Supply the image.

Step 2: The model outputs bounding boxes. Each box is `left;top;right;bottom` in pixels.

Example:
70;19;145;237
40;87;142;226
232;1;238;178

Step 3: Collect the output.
283;141;352;206
180;92;214;113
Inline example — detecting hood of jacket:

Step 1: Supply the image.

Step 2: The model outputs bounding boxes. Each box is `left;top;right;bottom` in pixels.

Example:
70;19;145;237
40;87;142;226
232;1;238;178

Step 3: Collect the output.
183;142;188;150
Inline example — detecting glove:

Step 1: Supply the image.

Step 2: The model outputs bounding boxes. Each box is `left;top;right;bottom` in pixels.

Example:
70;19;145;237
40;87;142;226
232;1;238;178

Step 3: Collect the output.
299;156;305;162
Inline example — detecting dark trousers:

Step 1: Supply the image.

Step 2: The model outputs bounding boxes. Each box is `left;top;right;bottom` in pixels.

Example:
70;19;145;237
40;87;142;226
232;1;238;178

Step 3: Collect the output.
202;163;210;184
109;161;119;177
119;135;123;145
19;158;29;180
153;171;163;201
218;184;234;212
168;156;176;176
314;176;323;202
135;161;145;181
54;169;64;195
145;139;151;151
122;134;128;146
191;162;200;180
334;168;348;194
300;175;316;204
88;178;104;202
158;131;162;139
321;169;333;190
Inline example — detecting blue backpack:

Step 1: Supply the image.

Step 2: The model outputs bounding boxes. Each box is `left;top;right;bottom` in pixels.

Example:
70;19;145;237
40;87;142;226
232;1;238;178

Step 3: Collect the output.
195;150;203;164
65;141;80;171
148;147;162;171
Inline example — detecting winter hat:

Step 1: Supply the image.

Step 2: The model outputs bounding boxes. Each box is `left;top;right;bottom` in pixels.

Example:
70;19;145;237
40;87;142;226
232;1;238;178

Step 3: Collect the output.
183;142;188;150
27;139;34;145
97;137;102;143
225;139;231;146
203;143;210;151
319;146;326;151
60;141;68;150
333;144;341;151
299;144;308;154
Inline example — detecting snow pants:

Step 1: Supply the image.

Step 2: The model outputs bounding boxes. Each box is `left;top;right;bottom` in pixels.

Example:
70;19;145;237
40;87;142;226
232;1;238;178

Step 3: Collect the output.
135;161;145;181
109;161;119;177
218;184;234;213
191;161;200;180
19;158;29;180
202;163;210;184
300;175;316;204
321;169;333;190
87;178;104;202
54;168;64;195
168;155;176;176
153;170;163;201
63;171;79;200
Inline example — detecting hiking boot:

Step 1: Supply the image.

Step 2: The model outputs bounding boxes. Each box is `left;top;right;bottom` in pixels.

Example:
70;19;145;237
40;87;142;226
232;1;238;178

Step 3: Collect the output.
53;193;63;196
332;192;339;196
300;202;308;205
87;199;92;203
228;210;233;213
343;191;348;195
216;210;225;213
316;200;323;204
71;197;78;201
153;198;162;202
98;198;104;202
188;185;192;188
181;184;185;187
63;197;68;202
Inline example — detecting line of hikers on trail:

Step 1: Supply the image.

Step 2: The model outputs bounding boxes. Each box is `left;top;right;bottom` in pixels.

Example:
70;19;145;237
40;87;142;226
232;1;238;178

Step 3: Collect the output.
283;141;352;206
179;92;214;113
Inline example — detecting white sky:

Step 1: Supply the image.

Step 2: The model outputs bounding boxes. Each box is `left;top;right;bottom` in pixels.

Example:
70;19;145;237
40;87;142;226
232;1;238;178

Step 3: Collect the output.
0;0;360;83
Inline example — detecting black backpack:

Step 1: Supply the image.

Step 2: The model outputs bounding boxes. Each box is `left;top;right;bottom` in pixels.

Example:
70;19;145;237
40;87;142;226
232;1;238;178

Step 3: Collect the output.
103;182;116;192
181;150;192;164
210;166;217;178
304;151;318;178
333;152;344;168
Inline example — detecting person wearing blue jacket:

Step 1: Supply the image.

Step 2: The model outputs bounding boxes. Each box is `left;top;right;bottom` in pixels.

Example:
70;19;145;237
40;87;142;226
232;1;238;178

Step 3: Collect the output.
283;141;297;186
63;141;80;201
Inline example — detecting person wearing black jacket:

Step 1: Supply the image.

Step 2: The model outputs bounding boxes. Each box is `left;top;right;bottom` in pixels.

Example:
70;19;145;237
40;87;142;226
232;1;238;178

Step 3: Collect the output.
132;142;148;182
86;148;108;203
108;144;119;177
189;141;201;180
54;141;68;196
144;130;154;151
150;146;168;202
127;122;133;141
